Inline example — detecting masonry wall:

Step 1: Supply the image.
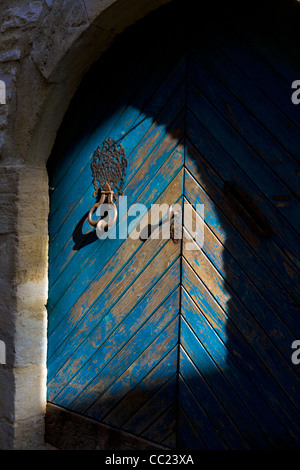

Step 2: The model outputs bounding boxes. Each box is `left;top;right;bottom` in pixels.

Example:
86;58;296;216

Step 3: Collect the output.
0;0;170;449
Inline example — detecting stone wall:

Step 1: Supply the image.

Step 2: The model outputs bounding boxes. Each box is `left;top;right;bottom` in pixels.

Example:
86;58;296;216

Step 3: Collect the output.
0;0;170;449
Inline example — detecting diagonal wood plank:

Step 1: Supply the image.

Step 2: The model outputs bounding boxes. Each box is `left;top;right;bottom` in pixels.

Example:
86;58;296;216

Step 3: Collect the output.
188;50;300;202
141;404;177;445
49;55;186;233
179;349;247;449
183;226;300;370
47;169;183;364
204;22;300;129
184;157;300;308
181;284;293;447
47;255;181;401
181;258;300;445
190;29;300;160
49;86;185;266
68;312;180;415
177;405;208;450
48;137;184;316
102;345;178;427
49;15;186;191
187;80;300;239
180;316;274;449
123;374;177;437
47;2;300;449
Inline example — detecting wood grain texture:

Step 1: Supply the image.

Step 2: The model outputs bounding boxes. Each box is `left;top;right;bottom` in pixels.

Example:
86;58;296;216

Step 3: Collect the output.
45;403;169;450
102;346;178;427
47;1;300;450
47;168;184;367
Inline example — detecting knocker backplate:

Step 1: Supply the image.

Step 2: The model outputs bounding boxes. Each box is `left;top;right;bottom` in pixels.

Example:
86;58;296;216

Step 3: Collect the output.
90;137;127;198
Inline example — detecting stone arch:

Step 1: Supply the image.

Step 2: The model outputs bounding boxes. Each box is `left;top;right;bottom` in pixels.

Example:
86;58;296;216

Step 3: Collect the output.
0;0;171;449
5;0;171;166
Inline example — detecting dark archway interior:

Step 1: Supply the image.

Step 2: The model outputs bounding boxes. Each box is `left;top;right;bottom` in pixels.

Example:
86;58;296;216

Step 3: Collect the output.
47;0;300;449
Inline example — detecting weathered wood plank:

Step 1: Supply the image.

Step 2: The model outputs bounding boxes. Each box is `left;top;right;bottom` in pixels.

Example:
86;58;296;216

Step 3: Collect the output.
185;130;300;277
48;111;184;297
205;22;300;129
49;139;184;303
68;316;179;416
49;262;180;406
47;169;183;363
177;406;208;450
181;285;293;447
179;349;245;449
88;328;179;422
190;31;300;160
103;346;178;428
48;140;184;319
45;403;168;450
49;85;185;267
49;55;186;231
48;171;183;351
183;199;300;346
183;227;300;369
188;81;300;241
49;16;186;189
181;316;274;449
141;405;176;445
181;259;300;444
179;343;253;449
188;51;300;202
123;374;177;437
184;156;300;309
47;254;181;396
161;432;176;450
228;14;300;93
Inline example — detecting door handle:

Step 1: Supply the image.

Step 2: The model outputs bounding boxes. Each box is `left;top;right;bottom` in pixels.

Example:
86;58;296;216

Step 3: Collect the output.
169;205;181;243
88;182;118;231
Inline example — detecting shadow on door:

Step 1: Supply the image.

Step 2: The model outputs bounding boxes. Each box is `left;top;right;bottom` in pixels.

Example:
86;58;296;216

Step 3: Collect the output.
46;0;300;450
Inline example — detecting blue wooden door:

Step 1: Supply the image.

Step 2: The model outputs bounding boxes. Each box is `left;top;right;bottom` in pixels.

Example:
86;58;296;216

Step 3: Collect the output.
47;2;300;449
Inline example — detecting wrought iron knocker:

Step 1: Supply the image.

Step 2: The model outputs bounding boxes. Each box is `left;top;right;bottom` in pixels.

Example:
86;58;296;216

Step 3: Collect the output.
88;138;127;232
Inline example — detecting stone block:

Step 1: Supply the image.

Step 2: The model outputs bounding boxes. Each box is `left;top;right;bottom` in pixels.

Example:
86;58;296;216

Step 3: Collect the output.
16;167;49;236
16;234;48;280
83;0;116;23
14;364;46;422
15;278;48;317
0;196;18;234
0;419;14;449
1;2;43;33
0;66;19;164
0;233;17;279
0;167;19;233
0;66;19;103
31;0;89;80
0;368;15;422
14;415;45;449
0;49;21;63
18;166;49;197
14;306;47;367
0;165;19;194
11;56;50;165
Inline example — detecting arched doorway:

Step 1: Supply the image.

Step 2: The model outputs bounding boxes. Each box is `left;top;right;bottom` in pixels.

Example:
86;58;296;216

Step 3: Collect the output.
46;0;300;450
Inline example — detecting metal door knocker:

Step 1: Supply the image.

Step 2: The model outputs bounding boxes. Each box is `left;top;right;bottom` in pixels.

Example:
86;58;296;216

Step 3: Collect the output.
88;138;127;232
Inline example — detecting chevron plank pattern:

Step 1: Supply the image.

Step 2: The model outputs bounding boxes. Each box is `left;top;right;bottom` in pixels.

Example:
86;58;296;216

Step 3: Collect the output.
47;2;300;449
